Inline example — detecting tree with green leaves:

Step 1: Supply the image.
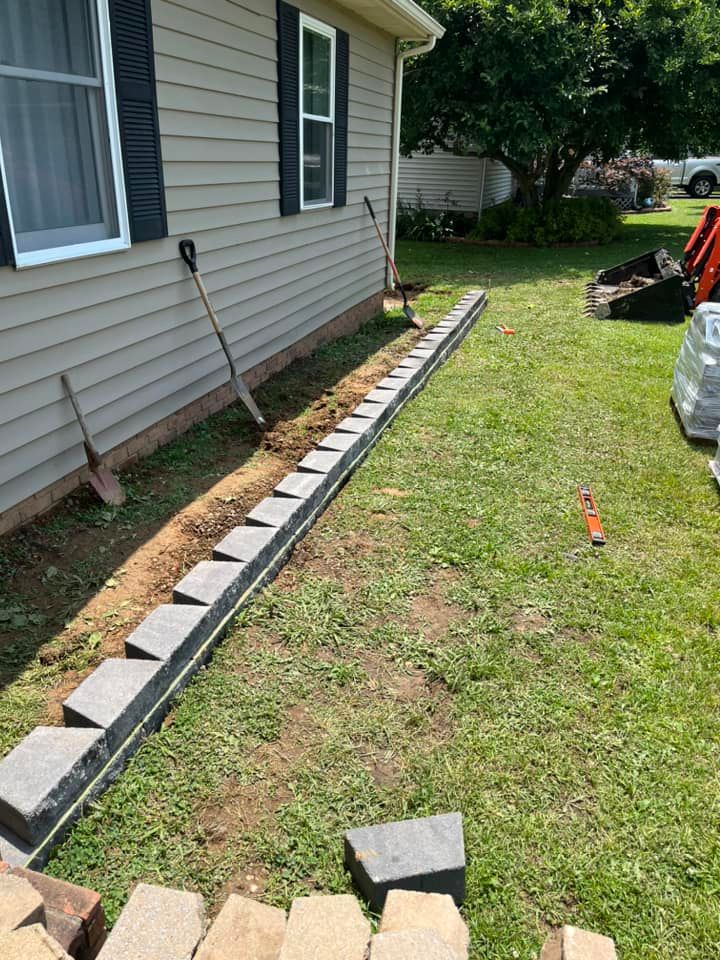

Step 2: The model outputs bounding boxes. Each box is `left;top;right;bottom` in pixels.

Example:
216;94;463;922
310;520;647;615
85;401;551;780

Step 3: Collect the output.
402;0;720;209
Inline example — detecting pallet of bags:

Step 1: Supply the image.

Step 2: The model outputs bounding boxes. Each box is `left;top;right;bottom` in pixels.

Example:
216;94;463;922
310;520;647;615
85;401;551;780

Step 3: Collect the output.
671;302;720;440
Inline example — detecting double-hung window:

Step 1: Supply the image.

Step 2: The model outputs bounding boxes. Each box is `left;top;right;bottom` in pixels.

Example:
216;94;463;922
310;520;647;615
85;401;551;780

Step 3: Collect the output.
299;14;335;209
0;0;130;268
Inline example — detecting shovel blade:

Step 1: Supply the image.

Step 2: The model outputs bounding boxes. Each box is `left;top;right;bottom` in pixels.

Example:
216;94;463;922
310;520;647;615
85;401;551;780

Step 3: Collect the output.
230;375;267;429
404;304;423;330
88;466;126;506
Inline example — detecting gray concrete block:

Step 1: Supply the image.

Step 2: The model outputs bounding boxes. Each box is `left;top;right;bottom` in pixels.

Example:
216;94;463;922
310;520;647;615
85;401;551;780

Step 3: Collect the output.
409;348;434;359
274;471;327;500
334;416;375;435
344;812;465;911
97;883;205;960
297;449;346;476
246;496;305;530
213;524;276;565
364;388;400;404
418;335;445;347
375;377;407;391
124;604;212;673
353;402;389;420
62;659;166;755
0;824;33;868
172;561;248;618
318;432;362;453
386;366;417;380
397;357;426;370
0;727;109;845
0;873;46;934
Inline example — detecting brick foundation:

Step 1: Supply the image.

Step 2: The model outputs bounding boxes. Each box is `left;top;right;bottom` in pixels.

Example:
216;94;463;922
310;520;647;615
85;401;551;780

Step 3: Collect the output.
0;291;384;538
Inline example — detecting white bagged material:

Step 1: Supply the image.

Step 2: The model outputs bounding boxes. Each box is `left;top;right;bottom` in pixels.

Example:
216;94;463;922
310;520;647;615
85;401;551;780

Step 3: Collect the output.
671;302;720;439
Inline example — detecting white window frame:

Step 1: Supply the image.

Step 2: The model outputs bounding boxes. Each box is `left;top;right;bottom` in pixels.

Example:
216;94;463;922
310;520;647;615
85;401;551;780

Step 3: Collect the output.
0;0;130;269
299;12;335;211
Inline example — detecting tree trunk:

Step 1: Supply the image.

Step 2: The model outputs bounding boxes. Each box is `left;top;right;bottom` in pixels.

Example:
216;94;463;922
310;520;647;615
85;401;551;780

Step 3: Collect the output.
542;150;584;209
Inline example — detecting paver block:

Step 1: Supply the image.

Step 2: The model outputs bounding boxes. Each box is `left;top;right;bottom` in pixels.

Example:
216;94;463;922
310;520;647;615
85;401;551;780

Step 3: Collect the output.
397;357;425;370
353;402;389;420
0;924;72;959
0;825;33;869
43;911;84;958
318;432;362;453
433;321;460;330
274;471;327;500
97;883;205;960
196;895;286;960
379;890;469;960
540;926;617;960
408;348;434;359
62;659;166;755
364;388;399;404
0;872;45;933
8;865;105;952
246;496;305;530
124;604;211;673
369;930;458;960
0;727;109;845
344;812;465;910
386;366;417;380
418;335;445;347
374;377;408;390
213;524;277;569
334;417;375;435
297;449;346;478
278;895;370;960
172;561;248;616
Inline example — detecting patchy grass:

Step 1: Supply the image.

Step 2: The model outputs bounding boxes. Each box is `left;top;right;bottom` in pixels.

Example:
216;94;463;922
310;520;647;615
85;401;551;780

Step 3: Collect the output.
45;201;720;959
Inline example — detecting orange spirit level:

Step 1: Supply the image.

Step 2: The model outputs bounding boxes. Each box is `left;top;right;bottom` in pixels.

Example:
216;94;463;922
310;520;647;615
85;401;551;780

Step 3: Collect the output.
578;484;606;546
495;324;516;335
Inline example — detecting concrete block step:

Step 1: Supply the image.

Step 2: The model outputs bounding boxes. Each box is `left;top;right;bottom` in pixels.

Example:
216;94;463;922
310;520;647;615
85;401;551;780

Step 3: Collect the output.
196;895;285;960
96;883;205;960
379;890;469;960
369;929;458;959
0;923;72;959
278;895;370;960
0;872;45;933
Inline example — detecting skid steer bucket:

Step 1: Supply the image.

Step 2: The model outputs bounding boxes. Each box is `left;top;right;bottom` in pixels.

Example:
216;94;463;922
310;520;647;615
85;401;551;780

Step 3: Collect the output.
584;248;689;323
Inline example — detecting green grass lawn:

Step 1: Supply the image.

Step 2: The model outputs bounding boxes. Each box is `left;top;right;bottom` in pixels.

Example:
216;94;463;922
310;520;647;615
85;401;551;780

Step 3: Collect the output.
46;201;720;959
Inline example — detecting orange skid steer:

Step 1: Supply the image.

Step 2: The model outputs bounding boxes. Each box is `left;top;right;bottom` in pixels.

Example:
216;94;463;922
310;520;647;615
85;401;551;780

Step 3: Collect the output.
585;205;720;323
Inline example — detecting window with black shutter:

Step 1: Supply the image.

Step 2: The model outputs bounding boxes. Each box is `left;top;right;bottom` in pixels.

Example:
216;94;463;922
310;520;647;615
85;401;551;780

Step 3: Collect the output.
0;0;166;269
277;0;349;216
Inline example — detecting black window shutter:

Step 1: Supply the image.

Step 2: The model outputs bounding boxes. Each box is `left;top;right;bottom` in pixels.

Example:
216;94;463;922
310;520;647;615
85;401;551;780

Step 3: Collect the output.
333;30;349;208
277;0;300;216
109;0;167;243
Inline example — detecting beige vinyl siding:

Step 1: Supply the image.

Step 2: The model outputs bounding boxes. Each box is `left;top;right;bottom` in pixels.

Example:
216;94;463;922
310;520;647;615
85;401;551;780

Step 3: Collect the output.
0;0;395;516
398;151;513;213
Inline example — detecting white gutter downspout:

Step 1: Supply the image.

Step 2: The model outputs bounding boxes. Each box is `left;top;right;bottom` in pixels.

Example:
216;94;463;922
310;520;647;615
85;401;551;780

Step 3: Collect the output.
387;35;437;287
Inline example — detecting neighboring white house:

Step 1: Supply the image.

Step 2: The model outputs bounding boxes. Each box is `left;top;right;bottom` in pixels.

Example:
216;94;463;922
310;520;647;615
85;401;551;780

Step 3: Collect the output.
398;150;513;214
0;0;444;534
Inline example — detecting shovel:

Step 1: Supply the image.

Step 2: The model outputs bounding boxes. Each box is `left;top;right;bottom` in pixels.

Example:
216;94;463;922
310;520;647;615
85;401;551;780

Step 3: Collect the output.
179;239;266;429
364;195;422;329
61;373;126;506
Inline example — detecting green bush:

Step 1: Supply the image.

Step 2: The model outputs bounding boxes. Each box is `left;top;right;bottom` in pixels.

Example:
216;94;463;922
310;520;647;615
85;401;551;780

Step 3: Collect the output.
469;197;623;246
396;190;478;242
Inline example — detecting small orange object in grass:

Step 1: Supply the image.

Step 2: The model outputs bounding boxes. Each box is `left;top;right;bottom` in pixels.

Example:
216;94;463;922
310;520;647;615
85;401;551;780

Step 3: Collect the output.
577;484;606;546
495;324;516;335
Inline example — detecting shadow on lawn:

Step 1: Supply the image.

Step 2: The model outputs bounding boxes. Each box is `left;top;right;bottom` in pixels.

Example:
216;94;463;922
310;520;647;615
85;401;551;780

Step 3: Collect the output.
0;310;417;704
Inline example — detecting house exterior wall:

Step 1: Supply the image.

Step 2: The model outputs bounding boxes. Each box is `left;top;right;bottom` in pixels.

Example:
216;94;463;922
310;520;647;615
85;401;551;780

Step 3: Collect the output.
398;151;513;213
0;0;395;522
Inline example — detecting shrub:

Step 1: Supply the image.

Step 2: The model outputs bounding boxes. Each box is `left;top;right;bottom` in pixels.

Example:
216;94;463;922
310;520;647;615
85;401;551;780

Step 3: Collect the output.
396;190;477;242
469;197;623;246
651;165;672;207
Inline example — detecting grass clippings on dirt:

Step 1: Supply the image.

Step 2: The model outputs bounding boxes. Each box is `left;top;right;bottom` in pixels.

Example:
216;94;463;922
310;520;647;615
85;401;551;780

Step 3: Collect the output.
13;200;720;960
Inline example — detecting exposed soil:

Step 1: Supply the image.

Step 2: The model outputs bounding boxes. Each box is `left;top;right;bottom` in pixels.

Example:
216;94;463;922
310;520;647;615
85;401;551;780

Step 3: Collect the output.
0;321;422;731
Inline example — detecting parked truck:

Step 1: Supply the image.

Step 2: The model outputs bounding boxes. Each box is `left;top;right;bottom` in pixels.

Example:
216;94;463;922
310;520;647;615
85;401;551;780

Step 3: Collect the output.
655;158;720;198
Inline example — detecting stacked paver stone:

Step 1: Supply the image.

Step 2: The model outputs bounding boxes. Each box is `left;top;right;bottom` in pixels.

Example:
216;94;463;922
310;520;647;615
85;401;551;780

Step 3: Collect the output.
0;292;488;868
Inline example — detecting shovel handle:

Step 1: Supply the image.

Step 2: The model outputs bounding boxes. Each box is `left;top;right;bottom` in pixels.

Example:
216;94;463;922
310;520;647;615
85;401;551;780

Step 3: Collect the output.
179;238;198;273
61;373;102;468
364;195;377;220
